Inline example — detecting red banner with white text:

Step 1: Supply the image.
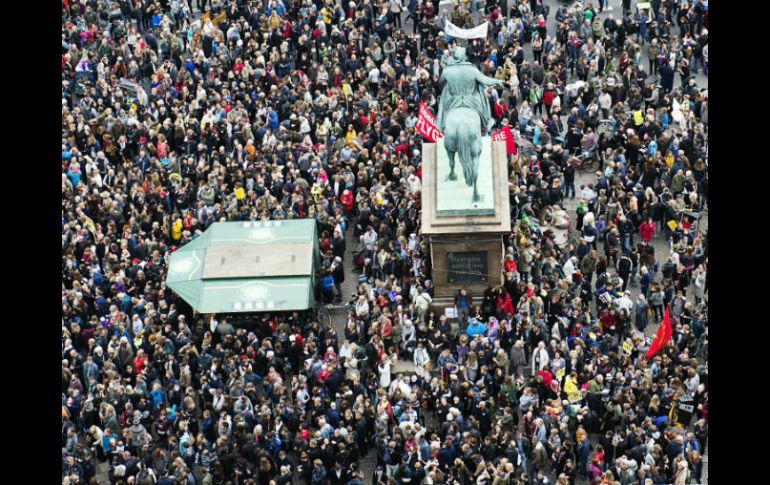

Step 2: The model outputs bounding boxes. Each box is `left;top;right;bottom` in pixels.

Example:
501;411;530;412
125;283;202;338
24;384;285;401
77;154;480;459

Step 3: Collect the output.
417;103;516;155
416;101;442;142
490;125;517;155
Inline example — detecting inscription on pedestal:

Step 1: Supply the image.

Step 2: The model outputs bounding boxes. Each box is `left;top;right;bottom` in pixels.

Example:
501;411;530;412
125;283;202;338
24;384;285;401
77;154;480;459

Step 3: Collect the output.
447;251;488;284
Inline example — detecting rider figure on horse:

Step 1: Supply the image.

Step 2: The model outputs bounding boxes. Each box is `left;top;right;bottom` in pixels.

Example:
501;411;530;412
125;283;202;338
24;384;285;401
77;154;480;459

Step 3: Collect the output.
436;45;501;134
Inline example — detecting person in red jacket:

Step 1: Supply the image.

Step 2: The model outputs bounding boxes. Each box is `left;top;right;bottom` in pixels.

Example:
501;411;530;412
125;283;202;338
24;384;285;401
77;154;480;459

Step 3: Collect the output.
494;98;508;123
538;367;553;389
340;189;354;218
133;350;146;375
316;364;331;383
381;315;393;349
497;287;515;318
319;231;332;253
639;217;656;243
543;82;556;116
599;308;617;333
504;253;517;274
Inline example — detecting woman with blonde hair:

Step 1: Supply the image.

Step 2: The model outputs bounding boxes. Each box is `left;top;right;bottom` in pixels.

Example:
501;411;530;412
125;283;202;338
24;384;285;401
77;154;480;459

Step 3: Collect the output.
465;351;479;382
647;394;661;416
673;456;690;484
519;100;533;131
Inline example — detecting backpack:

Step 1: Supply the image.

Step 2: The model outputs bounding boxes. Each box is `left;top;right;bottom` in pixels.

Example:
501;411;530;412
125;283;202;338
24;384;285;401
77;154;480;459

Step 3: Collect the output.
618;257;631;273
693;43;703;58
136;469;155;485
383;447;393;464
322;275;335;291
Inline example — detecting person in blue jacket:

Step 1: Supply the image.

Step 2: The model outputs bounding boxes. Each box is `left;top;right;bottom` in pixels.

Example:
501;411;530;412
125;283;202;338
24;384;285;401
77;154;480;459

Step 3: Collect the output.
149;383;166;413
466;318;488;338
268;107;280;131
311;459;328;485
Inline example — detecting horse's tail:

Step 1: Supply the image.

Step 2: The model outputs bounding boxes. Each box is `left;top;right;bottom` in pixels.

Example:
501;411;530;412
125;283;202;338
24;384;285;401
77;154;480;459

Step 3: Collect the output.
456;123;476;188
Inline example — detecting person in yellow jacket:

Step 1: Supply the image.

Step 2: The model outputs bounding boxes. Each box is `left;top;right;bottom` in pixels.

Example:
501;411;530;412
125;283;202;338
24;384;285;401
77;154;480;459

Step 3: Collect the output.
664;150;675;169
311;183;324;204
345;124;357;148
171;217;183;242
320;5;332;24
564;371;581;401
269;11;281;31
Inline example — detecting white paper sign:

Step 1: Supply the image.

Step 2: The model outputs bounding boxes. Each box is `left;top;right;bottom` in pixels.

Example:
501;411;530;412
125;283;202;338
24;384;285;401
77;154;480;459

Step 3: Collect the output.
444;21;489;40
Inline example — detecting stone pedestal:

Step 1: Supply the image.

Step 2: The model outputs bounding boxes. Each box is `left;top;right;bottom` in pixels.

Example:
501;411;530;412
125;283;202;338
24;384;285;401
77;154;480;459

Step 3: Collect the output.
421;139;511;318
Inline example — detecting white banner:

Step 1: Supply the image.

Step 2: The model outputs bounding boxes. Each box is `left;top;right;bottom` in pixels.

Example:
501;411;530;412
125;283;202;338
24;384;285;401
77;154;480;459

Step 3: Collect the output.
444;20;489;40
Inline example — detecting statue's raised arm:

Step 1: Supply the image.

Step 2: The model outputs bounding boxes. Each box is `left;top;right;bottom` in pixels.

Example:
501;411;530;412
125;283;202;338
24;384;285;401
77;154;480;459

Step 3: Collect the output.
475;71;506;88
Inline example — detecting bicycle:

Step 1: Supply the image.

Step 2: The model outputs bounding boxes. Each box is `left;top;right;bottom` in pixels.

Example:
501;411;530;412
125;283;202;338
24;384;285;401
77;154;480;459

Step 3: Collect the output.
597;118;615;135
571;144;598;172
315;303;332;327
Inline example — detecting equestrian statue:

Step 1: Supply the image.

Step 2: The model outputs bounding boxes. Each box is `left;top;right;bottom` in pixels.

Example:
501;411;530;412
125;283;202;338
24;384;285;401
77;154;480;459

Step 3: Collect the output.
436;45;504;203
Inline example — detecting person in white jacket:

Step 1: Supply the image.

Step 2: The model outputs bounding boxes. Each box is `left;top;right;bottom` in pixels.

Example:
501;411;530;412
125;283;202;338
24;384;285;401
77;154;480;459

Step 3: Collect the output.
401;319;416;355
599;90;612;118
379;353;394;388
406;173;422;194
531;341;550;375
562;256;578;279
355;295;370;319
692;265;706;305
413;341;431;380
414;288;432;325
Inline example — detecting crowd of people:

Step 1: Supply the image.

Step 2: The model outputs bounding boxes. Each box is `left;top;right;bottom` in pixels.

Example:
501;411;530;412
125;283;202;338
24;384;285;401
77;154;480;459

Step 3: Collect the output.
62;0;708;484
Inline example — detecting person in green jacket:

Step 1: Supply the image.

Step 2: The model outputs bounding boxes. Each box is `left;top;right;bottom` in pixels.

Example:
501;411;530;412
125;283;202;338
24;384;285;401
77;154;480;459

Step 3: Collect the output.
587;374;604;395
576;198;589;230
671;169;685;194
530;83;543;115
592;16;605;40
500;375;519;410
605;56;618;75
647;39;659;74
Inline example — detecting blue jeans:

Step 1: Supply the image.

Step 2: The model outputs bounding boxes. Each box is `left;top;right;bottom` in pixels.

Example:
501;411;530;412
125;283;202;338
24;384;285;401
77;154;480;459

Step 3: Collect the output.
691;57;700;74
563;180;576;198
622;234;632;255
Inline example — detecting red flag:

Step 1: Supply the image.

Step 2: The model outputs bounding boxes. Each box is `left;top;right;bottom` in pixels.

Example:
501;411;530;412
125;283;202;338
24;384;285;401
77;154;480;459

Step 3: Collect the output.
416;101;443;142
490;125;517;154
645;307;673;359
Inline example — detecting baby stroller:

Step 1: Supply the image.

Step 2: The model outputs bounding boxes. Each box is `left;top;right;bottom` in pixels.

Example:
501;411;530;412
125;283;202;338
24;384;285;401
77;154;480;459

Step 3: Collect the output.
679;210;702;234
564;81;587;109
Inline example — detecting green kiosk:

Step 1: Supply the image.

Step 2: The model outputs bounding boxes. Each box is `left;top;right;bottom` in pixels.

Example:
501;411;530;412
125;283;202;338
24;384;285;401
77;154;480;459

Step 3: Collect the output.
166;219;321;314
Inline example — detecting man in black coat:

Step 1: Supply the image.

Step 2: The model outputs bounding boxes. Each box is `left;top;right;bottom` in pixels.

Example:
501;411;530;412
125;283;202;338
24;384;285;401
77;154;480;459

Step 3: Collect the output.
332;229;346;259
